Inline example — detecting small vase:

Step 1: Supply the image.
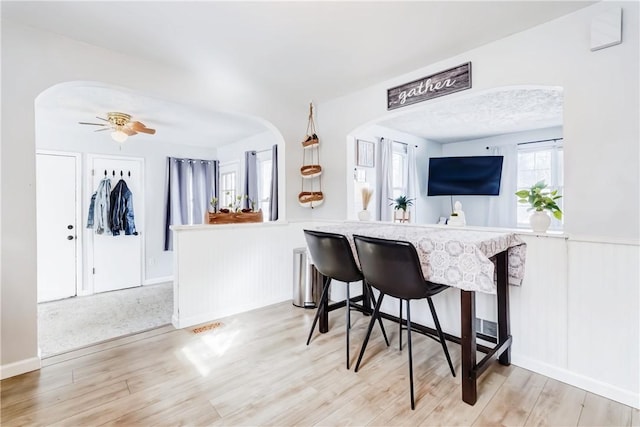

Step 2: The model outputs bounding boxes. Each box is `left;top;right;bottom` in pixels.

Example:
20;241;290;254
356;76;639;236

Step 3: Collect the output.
530;210;551;233
357;209;371;221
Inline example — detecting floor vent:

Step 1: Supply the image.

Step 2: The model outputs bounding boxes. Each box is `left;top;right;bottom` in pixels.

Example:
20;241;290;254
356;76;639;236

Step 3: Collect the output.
475;318;497;338
192;321;224;334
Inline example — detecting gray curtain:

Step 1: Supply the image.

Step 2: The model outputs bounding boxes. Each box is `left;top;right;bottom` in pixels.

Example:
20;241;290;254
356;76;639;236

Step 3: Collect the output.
376;138;393;221
192;160;219;224
164;157;218;251
269;144;279;221
243;150;258;210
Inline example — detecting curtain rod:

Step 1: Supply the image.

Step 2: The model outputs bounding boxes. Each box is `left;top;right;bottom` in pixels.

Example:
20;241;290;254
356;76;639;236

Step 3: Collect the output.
517;137;563;146
485;137;563;150
381;137;418;148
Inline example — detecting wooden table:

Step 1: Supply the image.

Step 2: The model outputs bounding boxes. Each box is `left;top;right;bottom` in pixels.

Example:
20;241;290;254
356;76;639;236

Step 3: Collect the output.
311;222;527;405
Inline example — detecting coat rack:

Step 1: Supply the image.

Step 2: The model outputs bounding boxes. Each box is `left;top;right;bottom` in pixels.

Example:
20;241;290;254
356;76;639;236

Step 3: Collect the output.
105;170;131;178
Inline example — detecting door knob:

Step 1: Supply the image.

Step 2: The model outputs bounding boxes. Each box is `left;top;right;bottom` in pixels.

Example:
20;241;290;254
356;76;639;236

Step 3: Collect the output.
67;225;74;230
67;235;74;240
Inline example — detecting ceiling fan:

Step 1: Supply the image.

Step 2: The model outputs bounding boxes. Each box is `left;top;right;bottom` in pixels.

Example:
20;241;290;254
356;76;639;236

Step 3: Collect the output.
79;112;156;143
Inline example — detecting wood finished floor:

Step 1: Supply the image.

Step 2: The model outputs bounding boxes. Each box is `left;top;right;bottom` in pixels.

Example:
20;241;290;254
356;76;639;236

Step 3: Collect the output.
2;301;638;426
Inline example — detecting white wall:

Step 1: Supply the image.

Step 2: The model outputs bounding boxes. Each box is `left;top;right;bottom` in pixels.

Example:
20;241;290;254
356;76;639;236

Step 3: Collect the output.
2;2;639;402
0;20;303;376
317;1;639;243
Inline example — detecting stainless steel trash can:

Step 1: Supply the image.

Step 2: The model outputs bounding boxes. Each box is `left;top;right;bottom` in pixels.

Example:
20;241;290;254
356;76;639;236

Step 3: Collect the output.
292;247;323;308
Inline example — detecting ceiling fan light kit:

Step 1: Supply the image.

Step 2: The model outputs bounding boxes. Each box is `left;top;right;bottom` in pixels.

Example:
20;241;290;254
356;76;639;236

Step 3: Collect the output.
79;111;156;143
111;130;129;143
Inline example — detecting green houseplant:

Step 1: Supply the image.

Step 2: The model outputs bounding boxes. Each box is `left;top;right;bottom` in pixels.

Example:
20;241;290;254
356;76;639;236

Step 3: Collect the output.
389;195;414;223
515;180;563;219
515;180;562;232
389;195;414;211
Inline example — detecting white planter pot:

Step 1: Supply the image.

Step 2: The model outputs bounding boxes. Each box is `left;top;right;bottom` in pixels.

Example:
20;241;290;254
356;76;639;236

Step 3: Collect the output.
530;210;551;233
357;209;371;221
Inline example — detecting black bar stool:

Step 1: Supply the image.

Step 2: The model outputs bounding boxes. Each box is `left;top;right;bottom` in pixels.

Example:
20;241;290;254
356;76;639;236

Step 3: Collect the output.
303;229;389;369
353;234;456;410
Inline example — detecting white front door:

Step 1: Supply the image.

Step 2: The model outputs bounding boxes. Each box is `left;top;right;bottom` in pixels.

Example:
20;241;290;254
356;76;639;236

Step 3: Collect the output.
89;156;144;293
36;152;80;302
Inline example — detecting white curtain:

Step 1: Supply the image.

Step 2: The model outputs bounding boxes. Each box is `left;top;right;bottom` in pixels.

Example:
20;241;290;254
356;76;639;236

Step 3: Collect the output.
376;137;393;221
487;145;517;228
406;143;418;221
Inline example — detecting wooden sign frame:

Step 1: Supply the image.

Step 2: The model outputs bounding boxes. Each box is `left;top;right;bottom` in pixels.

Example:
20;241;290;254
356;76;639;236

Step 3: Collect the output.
387;62;472;110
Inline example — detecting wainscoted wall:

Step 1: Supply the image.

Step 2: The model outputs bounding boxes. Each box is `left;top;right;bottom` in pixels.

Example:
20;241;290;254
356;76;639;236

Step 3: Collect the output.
566;238;639;406
171;222;639;408
172;221;312;328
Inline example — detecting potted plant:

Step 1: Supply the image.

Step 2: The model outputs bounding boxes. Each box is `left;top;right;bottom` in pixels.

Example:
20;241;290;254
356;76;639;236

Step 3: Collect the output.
207;193;263;224
358;187;373;221
515;180;562;232
389;195;414;223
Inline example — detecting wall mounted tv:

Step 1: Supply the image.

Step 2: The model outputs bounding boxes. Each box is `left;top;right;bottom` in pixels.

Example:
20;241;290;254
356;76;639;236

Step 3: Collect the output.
427;156;504;196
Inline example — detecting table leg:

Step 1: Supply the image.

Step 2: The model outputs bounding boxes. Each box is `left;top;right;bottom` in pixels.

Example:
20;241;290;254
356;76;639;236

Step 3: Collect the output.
461;289;477;405
496;251;511;365
319;275;329;333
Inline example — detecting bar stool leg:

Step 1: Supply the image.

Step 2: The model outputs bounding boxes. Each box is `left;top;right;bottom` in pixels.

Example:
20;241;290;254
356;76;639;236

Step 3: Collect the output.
399;298;403;351
427;297;456;377
346;282;351;369
367;284;390;347
407;300;415;410
355;293;385;372
306;277;332;346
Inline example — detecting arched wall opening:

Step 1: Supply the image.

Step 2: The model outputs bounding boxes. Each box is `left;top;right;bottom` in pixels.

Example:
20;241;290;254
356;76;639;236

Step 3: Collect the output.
345;85;563;228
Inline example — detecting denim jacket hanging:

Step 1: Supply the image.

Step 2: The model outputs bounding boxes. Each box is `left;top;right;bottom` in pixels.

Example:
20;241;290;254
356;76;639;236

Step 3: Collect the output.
87;177;112;234
110;179;138;236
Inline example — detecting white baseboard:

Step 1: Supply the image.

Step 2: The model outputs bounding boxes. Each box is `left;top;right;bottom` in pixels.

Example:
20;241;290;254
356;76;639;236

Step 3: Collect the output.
512;353;639;409
1;356;41;380
144;276;173;286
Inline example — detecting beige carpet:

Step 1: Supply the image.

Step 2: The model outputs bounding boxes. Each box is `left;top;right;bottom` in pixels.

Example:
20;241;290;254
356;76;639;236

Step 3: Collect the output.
38;282;173;357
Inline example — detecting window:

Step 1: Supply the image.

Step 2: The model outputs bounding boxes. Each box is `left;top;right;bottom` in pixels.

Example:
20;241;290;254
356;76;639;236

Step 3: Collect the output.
256;151;273;219
219;163;238;210
516;140;564;229
391;142;408;199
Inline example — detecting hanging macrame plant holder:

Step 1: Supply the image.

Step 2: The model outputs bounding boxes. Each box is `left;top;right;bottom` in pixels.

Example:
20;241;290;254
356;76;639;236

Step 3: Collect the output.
298;102;324;208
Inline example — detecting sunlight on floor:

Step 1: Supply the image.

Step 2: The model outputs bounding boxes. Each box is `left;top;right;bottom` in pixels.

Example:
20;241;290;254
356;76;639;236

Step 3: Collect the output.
180;328;240;377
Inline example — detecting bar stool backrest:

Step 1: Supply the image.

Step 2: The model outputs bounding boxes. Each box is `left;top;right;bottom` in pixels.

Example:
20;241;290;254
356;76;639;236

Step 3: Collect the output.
303;229;363;283
353;234;437;300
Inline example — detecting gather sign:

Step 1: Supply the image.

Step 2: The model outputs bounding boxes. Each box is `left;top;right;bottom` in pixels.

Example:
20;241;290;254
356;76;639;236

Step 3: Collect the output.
387;62;472;110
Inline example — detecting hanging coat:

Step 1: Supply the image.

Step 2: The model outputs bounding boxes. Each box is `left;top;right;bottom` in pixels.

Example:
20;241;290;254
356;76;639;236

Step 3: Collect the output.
110;179;138;236
87;177;112;234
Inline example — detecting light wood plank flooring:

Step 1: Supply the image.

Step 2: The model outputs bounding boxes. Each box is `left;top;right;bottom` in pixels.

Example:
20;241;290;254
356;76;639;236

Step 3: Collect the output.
2;301;638;426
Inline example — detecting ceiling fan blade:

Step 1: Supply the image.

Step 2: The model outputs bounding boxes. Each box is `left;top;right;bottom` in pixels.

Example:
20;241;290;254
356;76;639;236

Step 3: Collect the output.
79;122;107;126
121;127;138;136
135;127;156;135
130;121;156;135
96;116;109;122
94;128;110;132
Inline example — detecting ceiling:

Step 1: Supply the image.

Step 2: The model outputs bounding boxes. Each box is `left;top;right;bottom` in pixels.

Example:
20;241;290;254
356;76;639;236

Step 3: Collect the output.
377;86;563;143
4;1;590;145
36;83;270;147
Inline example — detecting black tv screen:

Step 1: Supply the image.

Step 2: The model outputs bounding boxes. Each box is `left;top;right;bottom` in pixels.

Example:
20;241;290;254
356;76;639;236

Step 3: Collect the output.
427;156;504;196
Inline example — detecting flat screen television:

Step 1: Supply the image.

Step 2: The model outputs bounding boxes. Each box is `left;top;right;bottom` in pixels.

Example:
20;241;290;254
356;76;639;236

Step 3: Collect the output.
427;155;504;196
